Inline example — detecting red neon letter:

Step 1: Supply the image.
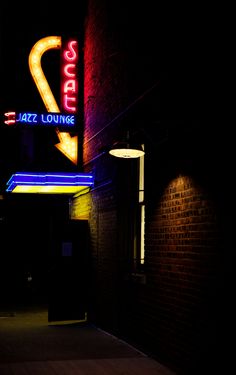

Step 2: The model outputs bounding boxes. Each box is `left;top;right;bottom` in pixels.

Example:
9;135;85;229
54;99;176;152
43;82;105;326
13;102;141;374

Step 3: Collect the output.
64;41;77;61
64;64;76;77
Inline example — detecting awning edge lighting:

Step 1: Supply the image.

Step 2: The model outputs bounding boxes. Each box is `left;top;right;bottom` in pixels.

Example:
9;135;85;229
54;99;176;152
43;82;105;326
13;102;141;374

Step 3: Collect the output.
6;172;94;194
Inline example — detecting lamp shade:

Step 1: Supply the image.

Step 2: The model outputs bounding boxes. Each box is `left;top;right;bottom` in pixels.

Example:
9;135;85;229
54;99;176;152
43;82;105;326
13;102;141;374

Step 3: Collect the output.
109;141;145;158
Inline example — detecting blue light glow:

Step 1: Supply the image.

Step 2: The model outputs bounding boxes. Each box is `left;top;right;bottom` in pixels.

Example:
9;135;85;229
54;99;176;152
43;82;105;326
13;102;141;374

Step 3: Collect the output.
6;172;94;193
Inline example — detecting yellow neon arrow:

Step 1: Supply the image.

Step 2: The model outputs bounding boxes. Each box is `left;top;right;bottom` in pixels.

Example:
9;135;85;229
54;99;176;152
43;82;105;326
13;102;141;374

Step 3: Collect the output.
28;36;78;165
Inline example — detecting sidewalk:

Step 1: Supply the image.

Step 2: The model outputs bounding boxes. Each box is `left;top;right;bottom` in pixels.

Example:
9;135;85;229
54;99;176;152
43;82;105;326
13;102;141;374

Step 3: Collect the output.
0;306;176;374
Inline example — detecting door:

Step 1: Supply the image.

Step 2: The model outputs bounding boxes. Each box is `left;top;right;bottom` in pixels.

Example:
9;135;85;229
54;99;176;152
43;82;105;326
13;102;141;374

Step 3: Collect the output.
48;219;90;322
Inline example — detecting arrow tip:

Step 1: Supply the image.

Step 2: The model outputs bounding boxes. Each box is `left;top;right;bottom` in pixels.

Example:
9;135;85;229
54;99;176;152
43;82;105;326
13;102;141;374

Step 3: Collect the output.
55;134;78;165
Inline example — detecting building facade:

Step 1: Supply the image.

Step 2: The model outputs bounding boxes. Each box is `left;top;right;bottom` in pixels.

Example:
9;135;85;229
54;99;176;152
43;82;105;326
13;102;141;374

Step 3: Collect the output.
69;1;233;374
0;1;233;374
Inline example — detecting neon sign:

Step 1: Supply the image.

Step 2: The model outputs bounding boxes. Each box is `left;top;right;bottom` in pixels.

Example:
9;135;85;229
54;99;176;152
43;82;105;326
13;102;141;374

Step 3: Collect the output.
3;36;79;165
28;36;61;113
61;39;78;113
28;36;78;164
3;111;16;125
4;111;77;127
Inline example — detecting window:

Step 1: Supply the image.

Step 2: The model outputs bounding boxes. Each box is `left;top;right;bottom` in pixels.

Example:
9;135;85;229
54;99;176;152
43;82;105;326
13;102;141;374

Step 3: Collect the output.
133;145;145;273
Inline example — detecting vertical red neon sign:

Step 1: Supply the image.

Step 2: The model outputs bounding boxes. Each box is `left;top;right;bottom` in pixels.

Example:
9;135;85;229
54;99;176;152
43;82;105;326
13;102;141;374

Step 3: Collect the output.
61;39;78;113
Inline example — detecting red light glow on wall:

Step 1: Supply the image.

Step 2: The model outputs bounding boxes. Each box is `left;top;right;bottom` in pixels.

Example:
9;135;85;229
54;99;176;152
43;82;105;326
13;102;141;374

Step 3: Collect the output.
61;39;79;113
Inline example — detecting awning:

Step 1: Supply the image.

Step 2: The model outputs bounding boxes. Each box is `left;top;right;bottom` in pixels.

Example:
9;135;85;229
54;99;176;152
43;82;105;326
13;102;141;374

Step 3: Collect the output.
6;172;94;194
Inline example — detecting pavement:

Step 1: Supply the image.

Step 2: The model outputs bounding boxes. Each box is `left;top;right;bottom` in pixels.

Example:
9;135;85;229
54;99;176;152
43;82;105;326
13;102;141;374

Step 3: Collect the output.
0;304;177;375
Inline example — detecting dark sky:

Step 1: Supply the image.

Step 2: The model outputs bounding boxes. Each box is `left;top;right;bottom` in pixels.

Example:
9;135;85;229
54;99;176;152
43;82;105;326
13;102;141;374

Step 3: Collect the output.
1;2;86;109
0;3;86;188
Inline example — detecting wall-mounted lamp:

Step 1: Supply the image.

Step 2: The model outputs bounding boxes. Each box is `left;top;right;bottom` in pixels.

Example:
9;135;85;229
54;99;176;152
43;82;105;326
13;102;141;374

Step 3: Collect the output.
109;131;145;159
109;142;145;158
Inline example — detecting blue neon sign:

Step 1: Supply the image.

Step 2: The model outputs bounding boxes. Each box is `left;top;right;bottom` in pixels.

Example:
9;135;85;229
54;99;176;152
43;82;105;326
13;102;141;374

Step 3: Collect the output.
4;111;77;127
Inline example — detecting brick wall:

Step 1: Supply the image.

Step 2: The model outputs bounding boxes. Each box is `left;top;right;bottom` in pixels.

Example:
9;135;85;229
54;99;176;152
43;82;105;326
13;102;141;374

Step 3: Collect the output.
70;190;92;220
138;174;220;373
71;1;232;374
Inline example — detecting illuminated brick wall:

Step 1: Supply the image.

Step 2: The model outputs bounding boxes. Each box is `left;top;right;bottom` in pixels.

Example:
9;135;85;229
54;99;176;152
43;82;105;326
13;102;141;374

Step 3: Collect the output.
70;191;92;220
135;174;220;373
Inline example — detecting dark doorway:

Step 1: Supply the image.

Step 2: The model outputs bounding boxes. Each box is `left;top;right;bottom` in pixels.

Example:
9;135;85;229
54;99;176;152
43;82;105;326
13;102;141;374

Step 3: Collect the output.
48;219;90;322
